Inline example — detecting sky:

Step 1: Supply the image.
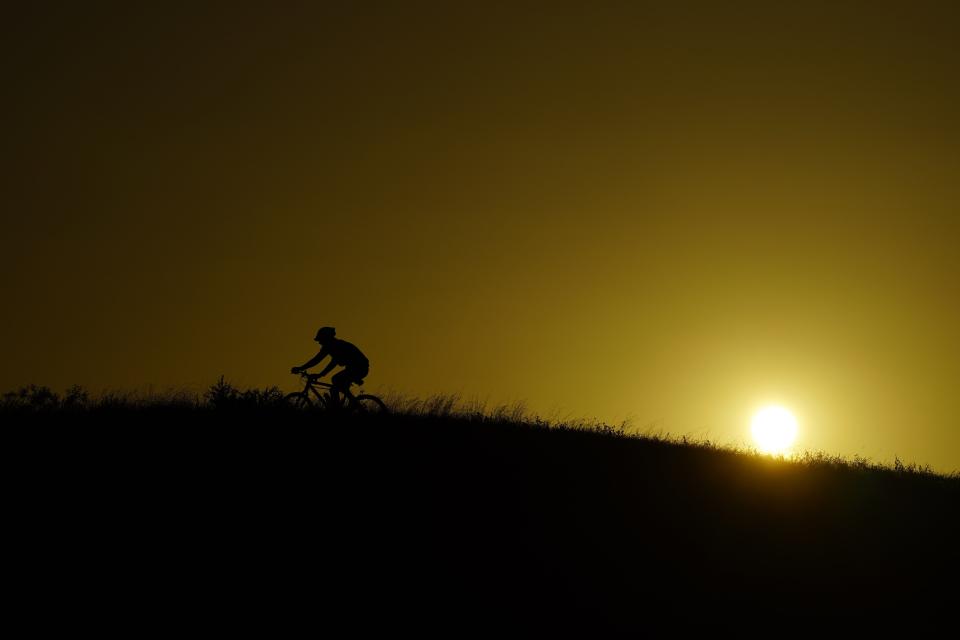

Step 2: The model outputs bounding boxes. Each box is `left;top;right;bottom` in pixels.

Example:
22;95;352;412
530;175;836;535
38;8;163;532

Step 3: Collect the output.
3;2;959;471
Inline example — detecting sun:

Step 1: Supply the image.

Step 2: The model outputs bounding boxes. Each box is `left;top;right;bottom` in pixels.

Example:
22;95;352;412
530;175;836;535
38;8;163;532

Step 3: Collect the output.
751;406;798;455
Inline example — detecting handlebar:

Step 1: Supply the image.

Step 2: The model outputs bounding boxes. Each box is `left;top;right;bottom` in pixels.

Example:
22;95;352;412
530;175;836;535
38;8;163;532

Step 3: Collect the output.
295;371;333;387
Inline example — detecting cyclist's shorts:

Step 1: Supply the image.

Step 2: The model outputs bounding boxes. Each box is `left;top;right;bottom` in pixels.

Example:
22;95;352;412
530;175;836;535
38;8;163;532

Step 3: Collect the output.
334;365;369;387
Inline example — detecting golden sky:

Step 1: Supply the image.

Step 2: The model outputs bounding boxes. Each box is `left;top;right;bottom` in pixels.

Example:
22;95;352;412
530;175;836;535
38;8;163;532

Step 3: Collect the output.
3;3;959;471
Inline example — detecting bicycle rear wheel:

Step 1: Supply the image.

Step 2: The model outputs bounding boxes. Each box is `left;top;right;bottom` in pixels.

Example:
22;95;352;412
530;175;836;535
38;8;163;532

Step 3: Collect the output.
354;394;388;415
284;392;313;409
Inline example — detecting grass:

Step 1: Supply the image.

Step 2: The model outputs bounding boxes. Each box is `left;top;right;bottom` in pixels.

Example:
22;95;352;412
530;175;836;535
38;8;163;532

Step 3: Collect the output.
6;380;954;481
5;379;959;632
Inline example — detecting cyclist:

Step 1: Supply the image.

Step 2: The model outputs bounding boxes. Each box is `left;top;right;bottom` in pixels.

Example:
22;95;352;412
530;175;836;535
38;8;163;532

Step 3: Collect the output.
291;327;370;407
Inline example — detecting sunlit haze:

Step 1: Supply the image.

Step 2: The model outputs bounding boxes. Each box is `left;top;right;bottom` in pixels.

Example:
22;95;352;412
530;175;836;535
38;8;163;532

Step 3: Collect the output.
751;406;799;455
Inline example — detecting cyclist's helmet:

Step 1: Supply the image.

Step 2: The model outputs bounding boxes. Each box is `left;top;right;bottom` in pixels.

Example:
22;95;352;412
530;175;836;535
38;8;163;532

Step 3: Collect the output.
315;326;336;342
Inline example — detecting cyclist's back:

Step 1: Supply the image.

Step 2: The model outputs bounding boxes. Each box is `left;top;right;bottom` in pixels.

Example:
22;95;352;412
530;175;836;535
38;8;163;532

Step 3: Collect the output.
324;338;369;370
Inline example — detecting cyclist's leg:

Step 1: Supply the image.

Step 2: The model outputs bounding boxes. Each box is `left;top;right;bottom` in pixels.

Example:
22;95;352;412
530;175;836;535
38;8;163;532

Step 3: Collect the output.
354;363;369;388
333;366;368;407
330;370;352;407
346;364;368;404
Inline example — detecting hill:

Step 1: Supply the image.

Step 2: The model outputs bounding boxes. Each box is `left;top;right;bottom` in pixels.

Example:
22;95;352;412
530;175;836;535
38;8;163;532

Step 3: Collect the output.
5;387;959;633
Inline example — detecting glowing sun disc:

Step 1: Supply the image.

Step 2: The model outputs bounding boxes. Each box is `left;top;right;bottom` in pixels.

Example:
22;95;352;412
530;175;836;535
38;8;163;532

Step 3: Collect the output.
751;406;798;454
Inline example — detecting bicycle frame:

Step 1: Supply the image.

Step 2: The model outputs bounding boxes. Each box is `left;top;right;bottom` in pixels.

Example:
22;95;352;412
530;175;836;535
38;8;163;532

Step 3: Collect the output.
287;372;387;414
299;374;357;407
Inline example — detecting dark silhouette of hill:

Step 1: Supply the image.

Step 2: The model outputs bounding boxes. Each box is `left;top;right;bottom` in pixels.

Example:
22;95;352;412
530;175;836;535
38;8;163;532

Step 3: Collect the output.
5;384;958;633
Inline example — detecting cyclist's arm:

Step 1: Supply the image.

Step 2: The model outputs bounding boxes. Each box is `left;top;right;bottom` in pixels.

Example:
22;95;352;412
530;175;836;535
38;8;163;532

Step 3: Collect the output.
297;350;327;371
316;359;338;378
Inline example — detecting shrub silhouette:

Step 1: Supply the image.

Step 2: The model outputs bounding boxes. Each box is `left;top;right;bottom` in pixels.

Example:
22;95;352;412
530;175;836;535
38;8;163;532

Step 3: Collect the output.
62;384;90;408
3;384;60;410
204;375;241;409
204;375;284;410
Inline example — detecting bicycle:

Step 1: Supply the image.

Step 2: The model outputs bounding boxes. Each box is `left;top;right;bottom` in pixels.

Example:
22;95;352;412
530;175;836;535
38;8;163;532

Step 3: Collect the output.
284;372;388;414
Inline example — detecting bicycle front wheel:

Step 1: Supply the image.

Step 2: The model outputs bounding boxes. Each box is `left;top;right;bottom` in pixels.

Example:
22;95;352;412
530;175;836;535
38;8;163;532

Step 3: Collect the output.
354;394;388;415
284;392;313;410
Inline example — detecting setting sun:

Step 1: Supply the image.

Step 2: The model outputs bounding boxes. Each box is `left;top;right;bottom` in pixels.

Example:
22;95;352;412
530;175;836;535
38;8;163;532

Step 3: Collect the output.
751;406;798;455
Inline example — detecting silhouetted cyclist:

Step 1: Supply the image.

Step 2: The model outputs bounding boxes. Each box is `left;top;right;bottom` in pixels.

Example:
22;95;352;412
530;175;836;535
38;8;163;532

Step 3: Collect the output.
291;327;370;407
